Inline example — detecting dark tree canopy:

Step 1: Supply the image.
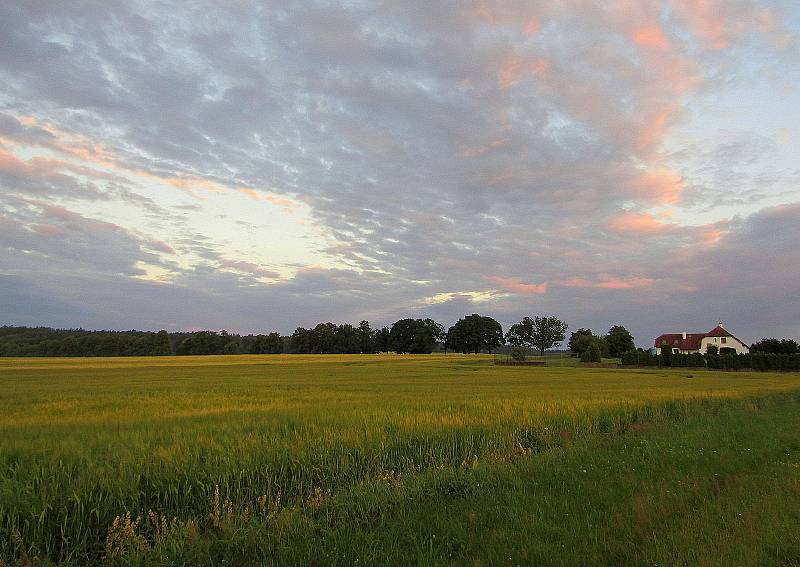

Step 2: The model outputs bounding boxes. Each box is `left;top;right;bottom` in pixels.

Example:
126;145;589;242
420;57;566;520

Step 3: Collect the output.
506;316;568;356
246;332;283;354
751;338;799;354
389;318;444;354
581;342;602;363
505;317;534;349
605;325;635;357
530;316;568;356
568;328;596;355
447;314;504;354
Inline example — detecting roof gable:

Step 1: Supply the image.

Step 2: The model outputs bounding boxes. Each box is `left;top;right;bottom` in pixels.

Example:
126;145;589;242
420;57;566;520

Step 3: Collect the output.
654;325;748;349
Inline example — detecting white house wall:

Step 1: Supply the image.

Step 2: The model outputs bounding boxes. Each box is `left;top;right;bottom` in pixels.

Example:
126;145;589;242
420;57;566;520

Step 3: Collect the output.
700;336;749;354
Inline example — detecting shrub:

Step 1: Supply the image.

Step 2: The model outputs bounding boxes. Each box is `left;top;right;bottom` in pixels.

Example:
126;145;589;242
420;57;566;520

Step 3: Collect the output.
581;343;602;363
511;347;527;362
659;346;673;367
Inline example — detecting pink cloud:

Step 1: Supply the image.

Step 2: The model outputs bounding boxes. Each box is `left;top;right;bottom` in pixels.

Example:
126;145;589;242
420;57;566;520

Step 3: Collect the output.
523;18;540;36
631;25;670;51
497;55;549;89
609;211;672;234
559;275;656;290
147;239;175;254
669;0;787;50
32;223;67;237
485;276;548;295
632;168;684;204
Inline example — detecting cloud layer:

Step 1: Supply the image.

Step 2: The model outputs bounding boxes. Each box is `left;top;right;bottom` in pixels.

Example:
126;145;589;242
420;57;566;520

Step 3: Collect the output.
1;1;799;345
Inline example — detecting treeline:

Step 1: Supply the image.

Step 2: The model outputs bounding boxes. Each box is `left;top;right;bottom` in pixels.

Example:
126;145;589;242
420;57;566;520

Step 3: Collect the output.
0;314;562;357
622;349;800;372
0;327;284;357
0;327;174;357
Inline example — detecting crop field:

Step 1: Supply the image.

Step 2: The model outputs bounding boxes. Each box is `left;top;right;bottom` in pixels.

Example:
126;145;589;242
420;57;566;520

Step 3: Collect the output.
1;355;799;566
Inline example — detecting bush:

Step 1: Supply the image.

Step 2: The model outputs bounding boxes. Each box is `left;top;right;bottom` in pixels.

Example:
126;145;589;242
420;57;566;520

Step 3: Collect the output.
511;347;527;362
581;343;601;363
659;346;673;367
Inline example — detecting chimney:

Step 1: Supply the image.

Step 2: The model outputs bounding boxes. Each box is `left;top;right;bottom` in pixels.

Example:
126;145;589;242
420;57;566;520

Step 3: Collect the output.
682;331;687;340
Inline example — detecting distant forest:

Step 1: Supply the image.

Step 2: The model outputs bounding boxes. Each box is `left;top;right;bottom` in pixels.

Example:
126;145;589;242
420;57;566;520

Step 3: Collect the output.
0;319;438;357
0;317;508;357
0;326;288;357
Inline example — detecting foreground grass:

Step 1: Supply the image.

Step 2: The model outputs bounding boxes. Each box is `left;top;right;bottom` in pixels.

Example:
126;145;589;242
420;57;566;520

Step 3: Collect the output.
1;355;799;565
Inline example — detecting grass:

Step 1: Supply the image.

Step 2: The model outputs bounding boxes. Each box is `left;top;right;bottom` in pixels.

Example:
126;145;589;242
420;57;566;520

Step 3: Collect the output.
0;354;798;565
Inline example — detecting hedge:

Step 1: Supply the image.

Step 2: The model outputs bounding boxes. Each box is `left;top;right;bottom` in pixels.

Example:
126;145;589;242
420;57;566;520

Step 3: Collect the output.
620;349;800;372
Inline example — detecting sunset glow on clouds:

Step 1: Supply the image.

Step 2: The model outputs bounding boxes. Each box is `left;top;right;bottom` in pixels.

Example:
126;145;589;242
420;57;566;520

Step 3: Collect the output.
1;1;799;344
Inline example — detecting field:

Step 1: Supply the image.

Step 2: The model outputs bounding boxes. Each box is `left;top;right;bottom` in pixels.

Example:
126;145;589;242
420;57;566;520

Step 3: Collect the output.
1;355;799;566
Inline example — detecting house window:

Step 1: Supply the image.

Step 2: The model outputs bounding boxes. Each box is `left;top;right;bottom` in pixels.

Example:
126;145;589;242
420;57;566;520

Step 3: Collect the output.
721;337;727;344
673;348;679;354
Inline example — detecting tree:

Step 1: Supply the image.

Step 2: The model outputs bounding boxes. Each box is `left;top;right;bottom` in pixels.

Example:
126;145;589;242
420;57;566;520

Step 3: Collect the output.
389;318;443;354
605;325;635;357
374;327;391;353
531;316;568;356
506;316;568;356
447;314;504;354
751;338;800;354
223;340;242;355
154;330;173;355
568;328;596;355
334;324;360;353
290;327;312;353
505;317;534;350
581;342;602;363
659;341;673;366
357;320;375;354
705;344;719;356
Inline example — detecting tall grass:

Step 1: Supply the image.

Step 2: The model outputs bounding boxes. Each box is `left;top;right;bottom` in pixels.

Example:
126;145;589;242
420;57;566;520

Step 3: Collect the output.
0;355;798;564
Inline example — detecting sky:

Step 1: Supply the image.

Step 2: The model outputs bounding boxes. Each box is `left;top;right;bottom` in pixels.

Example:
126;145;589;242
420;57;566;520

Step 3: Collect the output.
1;1;799;346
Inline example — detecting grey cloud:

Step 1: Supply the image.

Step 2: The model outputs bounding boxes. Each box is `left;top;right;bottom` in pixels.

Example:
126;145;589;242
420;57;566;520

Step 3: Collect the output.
0;1;798;342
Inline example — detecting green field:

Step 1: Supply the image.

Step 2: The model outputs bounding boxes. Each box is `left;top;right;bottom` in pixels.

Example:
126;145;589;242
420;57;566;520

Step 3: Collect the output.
1;355;799;566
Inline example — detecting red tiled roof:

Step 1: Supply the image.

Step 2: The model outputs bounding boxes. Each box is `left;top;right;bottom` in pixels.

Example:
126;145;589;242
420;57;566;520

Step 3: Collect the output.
654;325;745;350
705;325;732;338
654;333;703;350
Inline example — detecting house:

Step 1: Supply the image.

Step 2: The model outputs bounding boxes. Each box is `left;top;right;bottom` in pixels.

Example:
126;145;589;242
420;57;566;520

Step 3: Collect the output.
654;322;750;355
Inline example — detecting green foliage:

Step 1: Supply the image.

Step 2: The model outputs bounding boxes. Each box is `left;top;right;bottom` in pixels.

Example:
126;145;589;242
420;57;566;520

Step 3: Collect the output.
751;338;800;354
581;342;602;363
506;315;568;356
447;314;504;354
660;343;673;367
568;328;596;355
223;340;242;355
605;325;635;357
389;318;445;354
0;326;177;357
510;346;527;361
246;332;283;354
623;349;800;372
290;321;388;353
706;344;719;356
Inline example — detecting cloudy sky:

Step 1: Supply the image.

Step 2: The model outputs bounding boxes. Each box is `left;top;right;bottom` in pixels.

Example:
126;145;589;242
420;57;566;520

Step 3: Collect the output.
1;1;799;345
